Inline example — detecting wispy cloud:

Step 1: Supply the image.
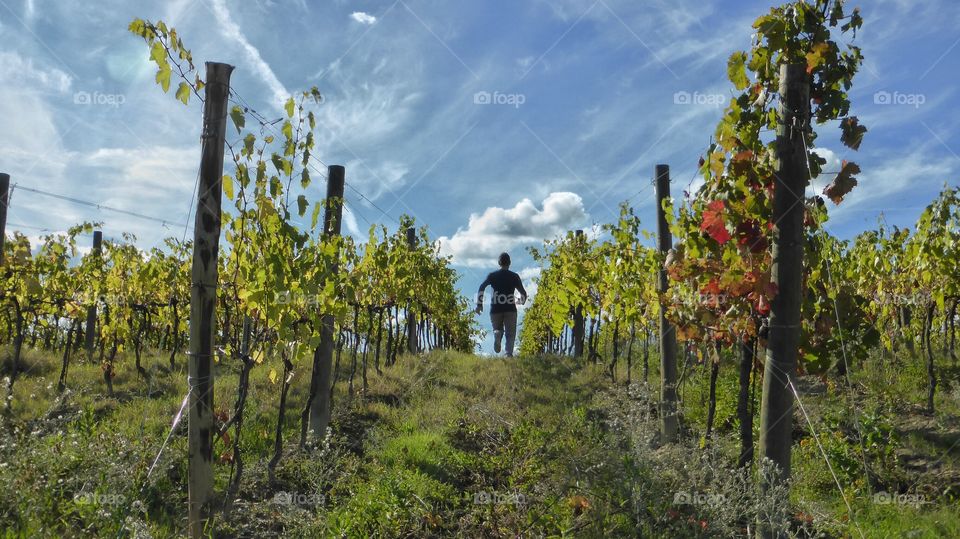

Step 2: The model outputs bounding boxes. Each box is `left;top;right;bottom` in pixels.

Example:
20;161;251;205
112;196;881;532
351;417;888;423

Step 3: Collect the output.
827;145;957;223
0;0;957;346
209;0;289;107
343;158;409;202
0;51;72;93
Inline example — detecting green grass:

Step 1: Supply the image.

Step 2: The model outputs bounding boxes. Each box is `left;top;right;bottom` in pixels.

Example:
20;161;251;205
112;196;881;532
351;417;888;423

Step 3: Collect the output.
1;344;959;537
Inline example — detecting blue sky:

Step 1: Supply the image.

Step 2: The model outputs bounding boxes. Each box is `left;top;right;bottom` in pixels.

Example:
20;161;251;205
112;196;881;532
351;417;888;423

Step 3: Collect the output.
1;0;958;352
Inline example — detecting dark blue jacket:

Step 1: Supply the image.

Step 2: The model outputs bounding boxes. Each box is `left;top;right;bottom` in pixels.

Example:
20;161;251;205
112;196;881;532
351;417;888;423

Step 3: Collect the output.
477;269;527;313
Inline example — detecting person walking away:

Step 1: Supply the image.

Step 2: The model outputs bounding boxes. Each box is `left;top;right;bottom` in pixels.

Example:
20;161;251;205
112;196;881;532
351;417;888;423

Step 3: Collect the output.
475;252;527;357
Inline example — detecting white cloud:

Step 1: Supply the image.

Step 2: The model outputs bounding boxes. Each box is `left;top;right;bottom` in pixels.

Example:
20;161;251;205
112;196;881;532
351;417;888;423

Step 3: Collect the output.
517;266;542;280
828;147;955;218
318;84;422;148
342;203;363;237
51;146;199;247
0;51;72;93
437;192;588;266
0;85;69;189
344;159;409;201
515;266;542;311
307;42;423;184
209;0;290;107
805;147;845;196
350;11;377;25
24;0;36;23
516;56;535;71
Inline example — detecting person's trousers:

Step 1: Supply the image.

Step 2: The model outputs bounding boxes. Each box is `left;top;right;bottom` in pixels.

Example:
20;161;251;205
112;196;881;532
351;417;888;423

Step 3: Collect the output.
490;310;518;356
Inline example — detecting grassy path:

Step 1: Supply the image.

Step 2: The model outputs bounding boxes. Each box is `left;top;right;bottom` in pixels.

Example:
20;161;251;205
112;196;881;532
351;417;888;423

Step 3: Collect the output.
246;352;639;538
4;349;960;537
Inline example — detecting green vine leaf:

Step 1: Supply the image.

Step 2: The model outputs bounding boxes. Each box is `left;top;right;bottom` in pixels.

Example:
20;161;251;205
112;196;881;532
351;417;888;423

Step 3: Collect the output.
230;105;246;135
223;175;235;200
311;201;322;229
805;42;830;74
155;64;172;93
727;51;749;90
175;82;190;105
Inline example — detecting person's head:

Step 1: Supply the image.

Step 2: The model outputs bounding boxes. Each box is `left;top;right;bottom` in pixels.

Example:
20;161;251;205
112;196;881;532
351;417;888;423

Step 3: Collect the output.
498;252;511;269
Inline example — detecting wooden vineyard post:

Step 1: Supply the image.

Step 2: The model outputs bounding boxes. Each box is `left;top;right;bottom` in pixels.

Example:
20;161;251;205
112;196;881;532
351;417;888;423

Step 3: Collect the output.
187;61;233;539
738;339;755;468
406;226;419;354
0;174;10;406
84;230;103;363
572;229;585;358
758;63;808;522
0;173;8;266
655;164;679;443
307;164;345;441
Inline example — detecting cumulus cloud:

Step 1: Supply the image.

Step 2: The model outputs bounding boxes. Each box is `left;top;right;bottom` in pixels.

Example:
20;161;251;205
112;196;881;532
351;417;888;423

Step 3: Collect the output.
437;192;588;266
351;12;377;25
808;147;844;193
515;266;542;311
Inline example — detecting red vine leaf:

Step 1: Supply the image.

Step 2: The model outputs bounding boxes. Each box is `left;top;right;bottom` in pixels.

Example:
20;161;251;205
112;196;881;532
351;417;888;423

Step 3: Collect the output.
700;200;731;244
702;279;722;295
756;294;770;315
735;219;767;253
765;281;779;299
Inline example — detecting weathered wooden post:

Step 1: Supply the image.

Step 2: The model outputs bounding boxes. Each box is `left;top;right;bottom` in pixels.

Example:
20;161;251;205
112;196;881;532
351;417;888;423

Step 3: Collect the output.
0;174;9;266
307;165;345;441
188;61;233;539
655;164;679;443
406;226;419;354
572;229;585;358
758;63;808;536
84;230;103;362
737;338;755;468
